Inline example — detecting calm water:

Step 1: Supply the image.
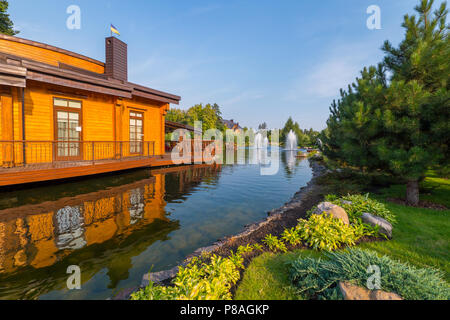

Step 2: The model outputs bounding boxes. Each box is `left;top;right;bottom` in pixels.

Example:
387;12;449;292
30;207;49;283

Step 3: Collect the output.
0;149;312;300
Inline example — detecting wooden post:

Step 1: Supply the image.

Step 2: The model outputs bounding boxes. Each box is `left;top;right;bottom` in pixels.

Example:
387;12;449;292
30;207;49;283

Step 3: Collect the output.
92;141;95;164
1;92;14;167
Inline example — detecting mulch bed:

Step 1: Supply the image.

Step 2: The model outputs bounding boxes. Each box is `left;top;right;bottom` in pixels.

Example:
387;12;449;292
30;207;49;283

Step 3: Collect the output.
387;198;448;210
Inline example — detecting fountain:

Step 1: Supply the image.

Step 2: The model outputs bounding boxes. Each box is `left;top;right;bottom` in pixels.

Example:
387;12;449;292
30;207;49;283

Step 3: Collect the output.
285;130;298;151
255;133;268;149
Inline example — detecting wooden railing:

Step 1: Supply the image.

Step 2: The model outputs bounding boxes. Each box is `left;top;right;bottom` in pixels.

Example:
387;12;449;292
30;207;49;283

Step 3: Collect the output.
0;141;156;168
166;140;217;157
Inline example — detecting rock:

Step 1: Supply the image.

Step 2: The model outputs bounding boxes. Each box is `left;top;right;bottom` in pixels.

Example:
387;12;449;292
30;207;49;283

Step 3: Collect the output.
313;202;349;225
341;200;353;206
361;213;393;239
339;281;371;300
371;290;403;300
141;266;181;287
339;281;403;300
111;287;138;300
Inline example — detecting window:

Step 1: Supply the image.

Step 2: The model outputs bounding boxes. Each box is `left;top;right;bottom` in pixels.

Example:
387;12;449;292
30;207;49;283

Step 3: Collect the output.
54;98;81;109
54;98;82;159
130;111;143;153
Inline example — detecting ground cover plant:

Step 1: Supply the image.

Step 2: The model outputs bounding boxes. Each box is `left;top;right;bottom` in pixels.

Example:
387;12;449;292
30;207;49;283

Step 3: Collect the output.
289;248;450;300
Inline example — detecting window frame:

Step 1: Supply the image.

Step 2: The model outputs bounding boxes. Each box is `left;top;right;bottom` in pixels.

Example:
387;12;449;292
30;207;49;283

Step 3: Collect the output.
129;110;144;154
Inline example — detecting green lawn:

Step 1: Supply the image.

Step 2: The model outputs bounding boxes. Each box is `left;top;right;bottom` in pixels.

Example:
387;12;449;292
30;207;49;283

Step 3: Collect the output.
234;173;450;300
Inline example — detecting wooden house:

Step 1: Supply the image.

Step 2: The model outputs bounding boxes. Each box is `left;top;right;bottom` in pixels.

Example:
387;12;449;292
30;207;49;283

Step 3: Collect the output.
0;34;212;187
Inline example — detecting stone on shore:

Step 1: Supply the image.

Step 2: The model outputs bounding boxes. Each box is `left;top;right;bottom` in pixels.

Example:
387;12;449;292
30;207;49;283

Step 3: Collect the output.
338;281;403;300
313;202;349;225
361;212;393;239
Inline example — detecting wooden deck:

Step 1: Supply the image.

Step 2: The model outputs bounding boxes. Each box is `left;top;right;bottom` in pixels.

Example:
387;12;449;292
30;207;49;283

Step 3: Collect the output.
0;154;214;187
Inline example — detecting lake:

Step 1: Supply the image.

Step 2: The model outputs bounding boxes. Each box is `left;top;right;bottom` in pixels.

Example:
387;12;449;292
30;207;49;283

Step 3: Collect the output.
0;149;312;299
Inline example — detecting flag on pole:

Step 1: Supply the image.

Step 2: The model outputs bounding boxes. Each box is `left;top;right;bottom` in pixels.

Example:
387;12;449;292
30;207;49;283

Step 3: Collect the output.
110;24;120;36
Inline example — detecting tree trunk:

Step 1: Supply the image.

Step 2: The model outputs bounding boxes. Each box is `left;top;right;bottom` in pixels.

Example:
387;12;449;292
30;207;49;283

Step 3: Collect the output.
406;180;419;206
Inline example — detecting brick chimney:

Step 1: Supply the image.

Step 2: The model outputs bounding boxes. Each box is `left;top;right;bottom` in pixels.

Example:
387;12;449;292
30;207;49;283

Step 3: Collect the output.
105;37;127;81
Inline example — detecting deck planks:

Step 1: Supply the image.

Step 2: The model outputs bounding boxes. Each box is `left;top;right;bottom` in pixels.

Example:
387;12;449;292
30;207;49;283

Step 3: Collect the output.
0;155;213;187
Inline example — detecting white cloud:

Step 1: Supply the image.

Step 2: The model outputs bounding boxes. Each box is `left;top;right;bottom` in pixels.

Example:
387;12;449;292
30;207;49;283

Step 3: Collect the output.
285;42;379;102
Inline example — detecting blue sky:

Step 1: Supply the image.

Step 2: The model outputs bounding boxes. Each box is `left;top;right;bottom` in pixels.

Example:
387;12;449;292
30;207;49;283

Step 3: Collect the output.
9;0;420;130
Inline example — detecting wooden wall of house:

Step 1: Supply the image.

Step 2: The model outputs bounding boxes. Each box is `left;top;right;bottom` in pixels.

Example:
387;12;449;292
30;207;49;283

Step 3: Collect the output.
1;81;166;166
0;38;105;74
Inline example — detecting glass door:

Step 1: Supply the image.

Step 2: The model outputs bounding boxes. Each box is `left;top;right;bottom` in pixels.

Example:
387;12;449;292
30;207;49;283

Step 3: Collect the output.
130;111;143;154
54;98;82;161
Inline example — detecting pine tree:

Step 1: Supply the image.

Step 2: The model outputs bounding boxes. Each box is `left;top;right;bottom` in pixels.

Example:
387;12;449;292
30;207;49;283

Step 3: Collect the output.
378;0;449;205
0;0;18;36
321;0;449;205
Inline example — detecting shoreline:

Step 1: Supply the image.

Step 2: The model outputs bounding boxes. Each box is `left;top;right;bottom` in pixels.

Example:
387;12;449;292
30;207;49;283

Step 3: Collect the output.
114;159;327;300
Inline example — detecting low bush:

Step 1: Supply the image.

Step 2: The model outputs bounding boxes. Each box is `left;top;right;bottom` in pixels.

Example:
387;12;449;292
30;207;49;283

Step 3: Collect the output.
281;227;302;246
131;245;257;300
289;248;450;300
297;214;362;251
262;234;288;253
325;193;396;224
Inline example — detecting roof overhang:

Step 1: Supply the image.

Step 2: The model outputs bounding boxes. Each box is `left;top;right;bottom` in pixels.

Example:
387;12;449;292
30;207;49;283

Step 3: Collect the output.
0;63;26;88
165;120;201;134
0;52;181;105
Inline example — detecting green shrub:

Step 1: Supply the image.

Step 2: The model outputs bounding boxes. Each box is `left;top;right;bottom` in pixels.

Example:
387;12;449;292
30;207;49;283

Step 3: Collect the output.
290;248;450;300
325;193;396;224
262;234;288;253
281;227;302;246
297;214;361;251
131;253;241;300
251;243;264;252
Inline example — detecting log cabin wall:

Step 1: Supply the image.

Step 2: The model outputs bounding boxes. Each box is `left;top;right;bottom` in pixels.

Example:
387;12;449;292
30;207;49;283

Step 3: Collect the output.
18;82;166;159
0;36;105;74
0;35;177;167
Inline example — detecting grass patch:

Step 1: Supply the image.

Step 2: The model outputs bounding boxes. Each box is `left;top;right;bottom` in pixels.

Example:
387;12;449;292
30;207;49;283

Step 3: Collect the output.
234;250;323;300
235;171;450;299
359;201;450;279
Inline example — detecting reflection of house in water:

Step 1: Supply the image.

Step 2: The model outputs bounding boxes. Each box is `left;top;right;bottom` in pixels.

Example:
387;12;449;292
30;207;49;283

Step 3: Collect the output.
128;188;145;225
0;164;222;299
0;174;167;275
55;206;86;250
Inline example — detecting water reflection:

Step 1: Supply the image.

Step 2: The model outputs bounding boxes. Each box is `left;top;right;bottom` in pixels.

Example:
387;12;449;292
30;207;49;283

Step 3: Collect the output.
56;206;86;250
0;165;221;299
0;153;311;300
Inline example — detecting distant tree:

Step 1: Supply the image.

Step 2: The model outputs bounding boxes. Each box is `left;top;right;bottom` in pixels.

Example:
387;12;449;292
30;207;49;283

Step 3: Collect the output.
0;0;18;36
258;122;267;130
187;103;225;132
281;117;309;147
166;108;189;124
166;103;226;133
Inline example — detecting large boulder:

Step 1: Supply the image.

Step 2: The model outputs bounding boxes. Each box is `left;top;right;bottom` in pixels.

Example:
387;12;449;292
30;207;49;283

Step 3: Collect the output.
313;202;349;225
361;213;393;239
339;281;403;300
